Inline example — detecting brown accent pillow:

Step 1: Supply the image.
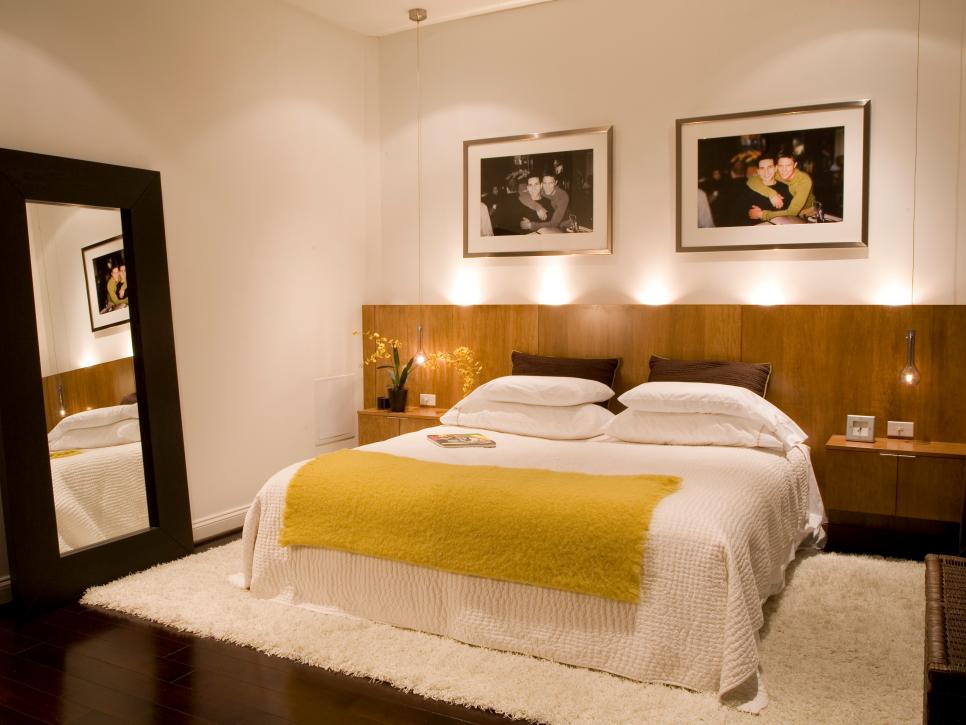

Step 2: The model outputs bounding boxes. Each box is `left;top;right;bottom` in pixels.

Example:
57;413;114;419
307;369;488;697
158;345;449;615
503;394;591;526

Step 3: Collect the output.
511;351;620;390
647;355;772;397
120;392;137;404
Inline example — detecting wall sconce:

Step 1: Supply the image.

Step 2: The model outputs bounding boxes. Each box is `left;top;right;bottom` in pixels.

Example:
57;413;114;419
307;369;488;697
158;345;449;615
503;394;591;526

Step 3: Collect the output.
900;329;921;385
414;324;427;365
57;382;66;417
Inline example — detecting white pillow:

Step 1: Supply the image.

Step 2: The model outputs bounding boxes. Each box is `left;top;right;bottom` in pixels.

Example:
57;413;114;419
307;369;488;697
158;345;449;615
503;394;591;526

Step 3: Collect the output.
603;409;784;449
618;382;806;450
468;375;614;407
440;398;613;440
48;404;141;451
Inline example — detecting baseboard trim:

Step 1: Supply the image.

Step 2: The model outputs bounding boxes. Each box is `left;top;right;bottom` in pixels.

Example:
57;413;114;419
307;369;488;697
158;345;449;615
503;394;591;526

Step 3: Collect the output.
192;504;250;544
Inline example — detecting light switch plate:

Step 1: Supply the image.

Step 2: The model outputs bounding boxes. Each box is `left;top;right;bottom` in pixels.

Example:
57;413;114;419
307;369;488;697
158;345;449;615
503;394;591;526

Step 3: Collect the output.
887;420;914;438
419;393;436;407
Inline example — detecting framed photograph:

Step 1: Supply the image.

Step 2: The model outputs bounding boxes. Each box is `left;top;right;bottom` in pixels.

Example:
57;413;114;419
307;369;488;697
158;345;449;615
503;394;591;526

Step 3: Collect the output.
677;101;869;252
464;126;612;257
81;235;130;331
845;414;876;443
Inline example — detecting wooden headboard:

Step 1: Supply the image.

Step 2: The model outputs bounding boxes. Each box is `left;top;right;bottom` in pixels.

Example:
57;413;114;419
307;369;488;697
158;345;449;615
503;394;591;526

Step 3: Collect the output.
41;357;136;432
361;304;966;493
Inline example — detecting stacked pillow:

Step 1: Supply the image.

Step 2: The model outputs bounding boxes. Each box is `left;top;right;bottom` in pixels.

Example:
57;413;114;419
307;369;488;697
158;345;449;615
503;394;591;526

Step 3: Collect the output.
440;376;615;439
604;381;806;450
48;403;141;452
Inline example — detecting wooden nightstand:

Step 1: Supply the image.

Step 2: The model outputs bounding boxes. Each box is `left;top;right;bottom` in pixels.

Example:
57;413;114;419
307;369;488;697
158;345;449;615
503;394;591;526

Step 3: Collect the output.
357;407;447;446
825;435;966;554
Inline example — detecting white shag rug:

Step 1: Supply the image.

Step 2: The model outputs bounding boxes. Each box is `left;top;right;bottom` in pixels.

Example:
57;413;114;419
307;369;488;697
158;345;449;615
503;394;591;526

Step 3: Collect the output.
81;543;925;724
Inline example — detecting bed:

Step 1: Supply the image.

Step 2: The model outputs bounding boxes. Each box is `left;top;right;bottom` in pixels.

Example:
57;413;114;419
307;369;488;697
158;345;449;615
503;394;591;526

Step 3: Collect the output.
48;404;150;553
240;378;824;712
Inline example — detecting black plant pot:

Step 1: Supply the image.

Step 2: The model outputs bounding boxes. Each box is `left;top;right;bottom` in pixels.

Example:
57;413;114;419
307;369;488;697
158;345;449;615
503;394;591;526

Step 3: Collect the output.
387;388;408;412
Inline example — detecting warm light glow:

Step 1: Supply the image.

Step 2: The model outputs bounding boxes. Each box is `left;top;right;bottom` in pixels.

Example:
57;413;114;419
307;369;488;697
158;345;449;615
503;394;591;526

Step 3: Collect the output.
635;280;673;306
537;258;573;305
747;281;785;306
79;353;98;368
59;408;66;417
413;325;427;366
900;367;921;385
875;281;911;306
448;267;483;306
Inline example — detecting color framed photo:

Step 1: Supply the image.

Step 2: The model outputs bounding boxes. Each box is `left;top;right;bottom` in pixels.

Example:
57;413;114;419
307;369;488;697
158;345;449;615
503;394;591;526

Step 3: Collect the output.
676;100;869;252
464;126;612;257
81;235;130;331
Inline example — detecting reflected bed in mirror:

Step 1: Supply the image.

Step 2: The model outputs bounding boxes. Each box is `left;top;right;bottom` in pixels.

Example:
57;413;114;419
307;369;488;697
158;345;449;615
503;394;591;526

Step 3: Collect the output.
42;360;148;554
27;201;150;555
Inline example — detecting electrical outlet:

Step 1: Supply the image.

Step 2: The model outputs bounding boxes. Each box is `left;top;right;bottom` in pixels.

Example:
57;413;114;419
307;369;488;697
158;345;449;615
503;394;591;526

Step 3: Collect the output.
887;420;914;438
419;393;436;407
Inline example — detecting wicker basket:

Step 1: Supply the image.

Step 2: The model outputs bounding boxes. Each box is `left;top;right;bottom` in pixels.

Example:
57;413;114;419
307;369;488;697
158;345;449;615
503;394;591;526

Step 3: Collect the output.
925;554;966;724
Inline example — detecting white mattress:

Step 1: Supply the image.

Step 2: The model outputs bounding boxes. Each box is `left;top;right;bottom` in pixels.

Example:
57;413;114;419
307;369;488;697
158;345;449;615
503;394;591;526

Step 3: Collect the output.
50;442;150;553
241;427;824;710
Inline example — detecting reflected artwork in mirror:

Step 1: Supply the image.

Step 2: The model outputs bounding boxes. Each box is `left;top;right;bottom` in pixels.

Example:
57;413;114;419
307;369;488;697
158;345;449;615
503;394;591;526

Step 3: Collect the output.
27;202;150;555
0;148;193;610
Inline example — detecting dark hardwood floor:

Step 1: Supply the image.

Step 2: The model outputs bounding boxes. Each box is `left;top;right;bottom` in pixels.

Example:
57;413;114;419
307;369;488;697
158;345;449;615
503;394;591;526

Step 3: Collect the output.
0;534;524;724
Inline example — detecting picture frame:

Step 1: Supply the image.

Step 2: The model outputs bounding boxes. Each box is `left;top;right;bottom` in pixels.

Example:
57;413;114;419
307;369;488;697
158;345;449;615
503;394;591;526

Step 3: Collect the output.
81;234;130;331
845;414;876;443
464;126;612;257
676;100;870;252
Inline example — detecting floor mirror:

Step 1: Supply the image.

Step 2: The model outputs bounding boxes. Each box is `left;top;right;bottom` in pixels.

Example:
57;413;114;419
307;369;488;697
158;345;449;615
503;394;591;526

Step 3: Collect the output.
0;148;192;610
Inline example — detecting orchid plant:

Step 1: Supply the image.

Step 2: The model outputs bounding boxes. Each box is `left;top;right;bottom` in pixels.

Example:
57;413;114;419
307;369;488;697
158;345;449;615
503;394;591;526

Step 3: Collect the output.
355;331;482;395
357;331;414;391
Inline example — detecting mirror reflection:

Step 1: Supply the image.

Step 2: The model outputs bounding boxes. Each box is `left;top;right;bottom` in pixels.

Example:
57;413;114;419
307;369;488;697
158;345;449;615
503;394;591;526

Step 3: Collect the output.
27;202;149;555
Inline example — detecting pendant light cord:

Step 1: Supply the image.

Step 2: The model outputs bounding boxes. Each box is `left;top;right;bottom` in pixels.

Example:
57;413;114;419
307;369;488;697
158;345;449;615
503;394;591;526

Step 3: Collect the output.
911;0;921;305
955;5;965;304
414;10;424;308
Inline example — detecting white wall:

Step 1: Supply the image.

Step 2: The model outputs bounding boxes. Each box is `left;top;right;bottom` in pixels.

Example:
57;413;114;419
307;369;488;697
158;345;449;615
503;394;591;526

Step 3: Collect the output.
0;0;379;544
958;6;966;305
27;204;130;377
378;0;966;306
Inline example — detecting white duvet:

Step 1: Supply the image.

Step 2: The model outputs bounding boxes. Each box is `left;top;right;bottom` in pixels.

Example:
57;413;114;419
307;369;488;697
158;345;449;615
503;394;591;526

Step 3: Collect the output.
51;442;150;553
241;427;824;711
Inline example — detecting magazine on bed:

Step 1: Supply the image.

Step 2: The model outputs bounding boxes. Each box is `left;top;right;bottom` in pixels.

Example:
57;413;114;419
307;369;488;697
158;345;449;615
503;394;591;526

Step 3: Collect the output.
427;433;496;448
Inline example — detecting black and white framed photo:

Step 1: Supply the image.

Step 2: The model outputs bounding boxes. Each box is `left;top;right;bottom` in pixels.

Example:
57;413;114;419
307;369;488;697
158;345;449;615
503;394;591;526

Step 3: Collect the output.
845;414;876;443
464;126;612;257
81;234;130;331
677;101;869;252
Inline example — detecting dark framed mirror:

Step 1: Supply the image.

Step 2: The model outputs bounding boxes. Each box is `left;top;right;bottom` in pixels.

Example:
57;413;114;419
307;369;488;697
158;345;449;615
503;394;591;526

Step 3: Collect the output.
0;148;192;610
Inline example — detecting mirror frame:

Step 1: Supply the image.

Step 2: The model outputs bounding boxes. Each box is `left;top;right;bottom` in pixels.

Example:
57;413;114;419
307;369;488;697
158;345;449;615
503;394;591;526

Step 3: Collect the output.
0;148;192;610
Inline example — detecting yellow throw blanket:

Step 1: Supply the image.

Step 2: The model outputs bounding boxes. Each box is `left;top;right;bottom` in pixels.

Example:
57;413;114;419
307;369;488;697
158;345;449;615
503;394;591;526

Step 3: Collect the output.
280;450;680;603
49;449;82;459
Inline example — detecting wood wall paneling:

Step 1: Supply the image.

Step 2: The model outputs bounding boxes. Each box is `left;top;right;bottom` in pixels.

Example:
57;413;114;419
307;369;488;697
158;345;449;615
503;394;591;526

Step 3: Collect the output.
537;305;741;400
41;357;136;432
361;305;537;409
360;305;966;494
740;306;966;496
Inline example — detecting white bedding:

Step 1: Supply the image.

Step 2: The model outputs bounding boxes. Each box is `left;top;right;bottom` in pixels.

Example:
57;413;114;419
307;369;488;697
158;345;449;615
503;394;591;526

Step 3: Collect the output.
241;426;824;711
51;442;150;553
